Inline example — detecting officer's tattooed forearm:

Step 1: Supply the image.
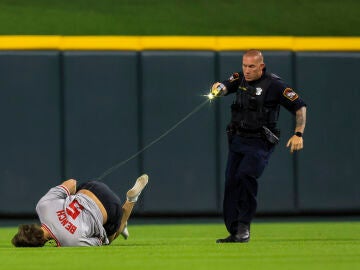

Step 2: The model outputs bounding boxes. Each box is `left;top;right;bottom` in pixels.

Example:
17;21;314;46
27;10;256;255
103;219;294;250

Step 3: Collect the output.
295;107;306;129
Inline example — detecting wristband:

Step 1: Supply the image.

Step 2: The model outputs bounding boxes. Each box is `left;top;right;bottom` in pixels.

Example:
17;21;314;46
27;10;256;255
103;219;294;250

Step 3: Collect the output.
295;132;303;137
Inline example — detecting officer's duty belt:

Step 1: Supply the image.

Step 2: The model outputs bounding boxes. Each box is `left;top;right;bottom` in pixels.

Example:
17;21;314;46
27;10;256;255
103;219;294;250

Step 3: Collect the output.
235;129;263;138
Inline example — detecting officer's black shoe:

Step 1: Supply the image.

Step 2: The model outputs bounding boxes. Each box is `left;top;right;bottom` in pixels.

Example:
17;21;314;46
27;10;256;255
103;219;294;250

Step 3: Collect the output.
216;235;241;243
216;224;250;243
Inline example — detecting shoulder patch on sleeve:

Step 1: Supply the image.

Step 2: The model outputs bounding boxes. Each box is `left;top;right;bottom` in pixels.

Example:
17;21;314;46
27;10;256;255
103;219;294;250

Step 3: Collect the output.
283;88;299;101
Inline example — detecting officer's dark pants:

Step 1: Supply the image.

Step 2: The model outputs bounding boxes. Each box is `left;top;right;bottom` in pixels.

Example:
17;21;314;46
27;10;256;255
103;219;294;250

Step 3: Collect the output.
224;135;275;235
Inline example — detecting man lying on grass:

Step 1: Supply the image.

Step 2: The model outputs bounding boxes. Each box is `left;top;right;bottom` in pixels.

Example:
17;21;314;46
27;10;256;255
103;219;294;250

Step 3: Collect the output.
12;174;149;247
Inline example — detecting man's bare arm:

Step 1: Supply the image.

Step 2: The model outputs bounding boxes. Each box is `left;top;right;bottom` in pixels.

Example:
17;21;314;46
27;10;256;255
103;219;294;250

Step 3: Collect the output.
295;106;306;134
286;106;307;153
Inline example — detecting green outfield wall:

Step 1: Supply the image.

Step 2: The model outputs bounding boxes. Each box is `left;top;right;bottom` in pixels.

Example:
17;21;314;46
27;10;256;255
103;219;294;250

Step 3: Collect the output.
0;36;359;216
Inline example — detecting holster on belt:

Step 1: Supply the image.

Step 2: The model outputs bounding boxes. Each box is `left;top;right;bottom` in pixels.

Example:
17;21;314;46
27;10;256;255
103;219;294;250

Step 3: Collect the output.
262;126;280;145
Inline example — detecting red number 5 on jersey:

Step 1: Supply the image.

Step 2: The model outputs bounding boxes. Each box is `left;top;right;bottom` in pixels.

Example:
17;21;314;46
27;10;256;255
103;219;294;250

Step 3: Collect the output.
66;199;84;220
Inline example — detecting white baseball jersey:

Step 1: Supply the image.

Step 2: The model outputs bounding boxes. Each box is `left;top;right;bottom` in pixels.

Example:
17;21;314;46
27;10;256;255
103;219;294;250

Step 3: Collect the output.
36;185;109;247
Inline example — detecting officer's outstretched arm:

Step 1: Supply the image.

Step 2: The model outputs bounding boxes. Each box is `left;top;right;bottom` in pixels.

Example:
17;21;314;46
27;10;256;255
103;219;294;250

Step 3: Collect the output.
286;106;307;153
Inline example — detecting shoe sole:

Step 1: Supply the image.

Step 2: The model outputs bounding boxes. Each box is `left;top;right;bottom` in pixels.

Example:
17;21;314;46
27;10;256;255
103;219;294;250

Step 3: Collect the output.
126;174;149;201
216;237;250;243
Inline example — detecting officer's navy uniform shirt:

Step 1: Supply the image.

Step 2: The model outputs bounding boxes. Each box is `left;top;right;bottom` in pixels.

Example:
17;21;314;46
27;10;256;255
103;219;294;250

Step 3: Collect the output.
222;69;306;131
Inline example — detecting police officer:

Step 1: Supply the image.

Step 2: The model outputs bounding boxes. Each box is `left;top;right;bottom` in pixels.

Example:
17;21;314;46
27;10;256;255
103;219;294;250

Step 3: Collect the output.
211;49;307;243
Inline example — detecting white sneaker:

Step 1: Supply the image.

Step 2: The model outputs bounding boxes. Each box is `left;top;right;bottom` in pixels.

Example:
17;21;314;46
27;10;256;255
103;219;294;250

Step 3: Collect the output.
120;222;129;240
126;174;149;203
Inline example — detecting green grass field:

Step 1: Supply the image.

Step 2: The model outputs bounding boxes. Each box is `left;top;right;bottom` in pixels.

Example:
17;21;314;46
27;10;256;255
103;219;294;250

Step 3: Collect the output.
1;220;359;270
0;0;359;36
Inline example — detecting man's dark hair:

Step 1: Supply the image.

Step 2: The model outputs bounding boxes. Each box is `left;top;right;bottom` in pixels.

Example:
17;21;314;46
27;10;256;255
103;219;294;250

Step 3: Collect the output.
12;224;46;247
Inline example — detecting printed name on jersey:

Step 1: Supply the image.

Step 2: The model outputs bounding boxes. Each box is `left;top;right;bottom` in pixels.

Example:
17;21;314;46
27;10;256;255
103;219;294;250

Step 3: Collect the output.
283;88;298;101
57;210;78;234
229;72;240;82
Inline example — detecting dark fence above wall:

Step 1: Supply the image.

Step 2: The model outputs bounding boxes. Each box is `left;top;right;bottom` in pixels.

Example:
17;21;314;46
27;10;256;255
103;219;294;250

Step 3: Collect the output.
0;50;359;216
